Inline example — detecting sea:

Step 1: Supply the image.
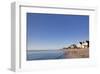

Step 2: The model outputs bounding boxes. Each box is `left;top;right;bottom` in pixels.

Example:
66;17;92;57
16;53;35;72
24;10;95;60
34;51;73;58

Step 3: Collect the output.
27;50;65;60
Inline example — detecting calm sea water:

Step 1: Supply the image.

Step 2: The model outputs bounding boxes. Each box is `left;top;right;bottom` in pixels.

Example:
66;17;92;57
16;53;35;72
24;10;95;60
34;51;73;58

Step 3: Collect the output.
27;50;65;60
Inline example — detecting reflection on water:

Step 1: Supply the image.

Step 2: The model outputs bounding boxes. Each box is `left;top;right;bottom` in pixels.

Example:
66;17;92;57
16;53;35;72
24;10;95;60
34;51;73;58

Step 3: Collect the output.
27;50;65;60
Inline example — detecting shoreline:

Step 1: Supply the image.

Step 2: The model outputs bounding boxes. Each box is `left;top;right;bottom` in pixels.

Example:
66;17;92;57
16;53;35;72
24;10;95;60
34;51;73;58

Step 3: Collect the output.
63;48;89;58
27;48;89;60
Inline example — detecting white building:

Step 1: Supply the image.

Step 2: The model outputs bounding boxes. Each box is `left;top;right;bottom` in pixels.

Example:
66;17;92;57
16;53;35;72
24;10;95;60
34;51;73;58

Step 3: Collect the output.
77;42;88;48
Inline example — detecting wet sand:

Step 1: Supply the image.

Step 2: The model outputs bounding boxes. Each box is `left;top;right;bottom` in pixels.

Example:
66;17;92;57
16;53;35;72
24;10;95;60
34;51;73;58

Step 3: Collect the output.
63;48;89;58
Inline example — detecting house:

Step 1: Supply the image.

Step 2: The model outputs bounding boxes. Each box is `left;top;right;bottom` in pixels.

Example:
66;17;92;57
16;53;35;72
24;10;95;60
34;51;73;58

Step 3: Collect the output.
78;41;89;48
82;42;88;48
62;40;89;49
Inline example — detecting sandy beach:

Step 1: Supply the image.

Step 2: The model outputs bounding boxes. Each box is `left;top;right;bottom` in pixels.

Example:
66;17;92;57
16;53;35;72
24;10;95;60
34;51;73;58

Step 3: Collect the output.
63;48;89;58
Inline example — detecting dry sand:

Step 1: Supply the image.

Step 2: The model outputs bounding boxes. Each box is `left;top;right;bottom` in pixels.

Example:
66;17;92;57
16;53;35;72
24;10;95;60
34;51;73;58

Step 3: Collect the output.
63;48;89;58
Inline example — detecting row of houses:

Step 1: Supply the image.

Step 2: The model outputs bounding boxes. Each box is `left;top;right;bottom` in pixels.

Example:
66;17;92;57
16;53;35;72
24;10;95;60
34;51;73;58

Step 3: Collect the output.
63;40;89;49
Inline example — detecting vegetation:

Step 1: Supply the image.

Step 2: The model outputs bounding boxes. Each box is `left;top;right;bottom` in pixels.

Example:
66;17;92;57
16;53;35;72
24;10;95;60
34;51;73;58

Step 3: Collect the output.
86;40;89;47
62;40;89;49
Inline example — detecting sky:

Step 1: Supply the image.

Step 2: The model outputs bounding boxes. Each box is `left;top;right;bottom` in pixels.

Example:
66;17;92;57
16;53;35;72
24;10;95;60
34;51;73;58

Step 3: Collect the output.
27;13;89;50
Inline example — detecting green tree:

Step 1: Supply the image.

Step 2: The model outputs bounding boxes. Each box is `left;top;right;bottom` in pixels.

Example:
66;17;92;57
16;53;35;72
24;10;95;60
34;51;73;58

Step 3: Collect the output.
86;40;89;47
79;42;82;48
72;44;77;48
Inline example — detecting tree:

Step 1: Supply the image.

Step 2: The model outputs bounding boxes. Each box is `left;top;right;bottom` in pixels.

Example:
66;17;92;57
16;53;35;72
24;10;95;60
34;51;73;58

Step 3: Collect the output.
79;42;82;48
86;40;89;47
79;42;82;45
72;44;77;48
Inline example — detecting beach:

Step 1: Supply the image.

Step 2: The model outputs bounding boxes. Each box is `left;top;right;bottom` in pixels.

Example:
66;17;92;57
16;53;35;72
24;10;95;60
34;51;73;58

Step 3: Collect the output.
27;48;89;60
63;48;89;58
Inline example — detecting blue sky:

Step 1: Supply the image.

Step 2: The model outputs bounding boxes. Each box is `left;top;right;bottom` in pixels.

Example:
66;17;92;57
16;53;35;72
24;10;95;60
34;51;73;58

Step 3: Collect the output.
27;13;89;50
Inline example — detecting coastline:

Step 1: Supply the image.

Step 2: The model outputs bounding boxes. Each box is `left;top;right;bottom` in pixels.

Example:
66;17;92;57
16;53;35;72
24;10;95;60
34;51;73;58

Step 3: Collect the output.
27;48;89;60
63;48;89;58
